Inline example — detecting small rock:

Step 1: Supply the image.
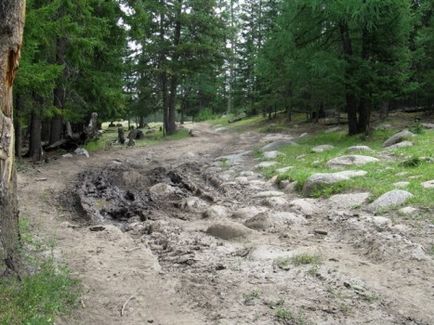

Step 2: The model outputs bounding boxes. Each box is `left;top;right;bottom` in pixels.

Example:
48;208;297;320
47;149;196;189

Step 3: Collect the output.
347;145;373;153
240;171;255;177
393;181;409;189
261;139;297;152
421;180;434;189
235;176;249;185
299;132;308;138
232;206;266;219
215;127;228;132
398;206;418;216
253;191;285;198
303;170;367;196
206;221;252;240
385;141;414;149
289;198;318;216
62;153;73;158
329;192;370;209
421;122;434;129
371;216;392;229
180;197;208;211
325;126;341;133
383;130;415;148
203;205;229;219
327;155;379;169
314;229;328;235
276;166;293;174
255;161;277;169
75;148;90;158
368;190;413;212
89;225;106;232
263;151;283;159
262;197;288;207
149;183;177;196
312;145;334;153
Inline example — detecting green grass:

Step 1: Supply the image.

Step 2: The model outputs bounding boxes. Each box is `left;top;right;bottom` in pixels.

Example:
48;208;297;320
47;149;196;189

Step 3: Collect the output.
0;219;80;325
261;127;434;208
85;127;190;152
291;253;321;266
275;307;310;325
0;262;80;325
242;289;261;305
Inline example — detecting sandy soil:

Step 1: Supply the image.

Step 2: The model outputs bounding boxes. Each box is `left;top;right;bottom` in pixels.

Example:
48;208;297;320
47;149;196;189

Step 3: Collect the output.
18;123;434;325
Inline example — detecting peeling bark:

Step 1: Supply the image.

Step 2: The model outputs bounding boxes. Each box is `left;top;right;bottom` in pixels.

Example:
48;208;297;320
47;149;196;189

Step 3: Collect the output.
0;0;26;277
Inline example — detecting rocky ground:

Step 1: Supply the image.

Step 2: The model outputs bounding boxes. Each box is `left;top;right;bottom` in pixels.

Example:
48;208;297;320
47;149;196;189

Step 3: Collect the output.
18;123;434;324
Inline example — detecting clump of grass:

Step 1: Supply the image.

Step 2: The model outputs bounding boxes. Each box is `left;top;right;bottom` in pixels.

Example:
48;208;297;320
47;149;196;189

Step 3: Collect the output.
0;262;80;325
274;257;291;271
242;289;261;305
400;156;422;168
291;253;321;266
275;307;310;325
0;218;80;325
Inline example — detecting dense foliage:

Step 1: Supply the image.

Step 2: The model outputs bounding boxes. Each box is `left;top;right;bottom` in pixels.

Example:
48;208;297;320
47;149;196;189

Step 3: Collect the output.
14;0;434;159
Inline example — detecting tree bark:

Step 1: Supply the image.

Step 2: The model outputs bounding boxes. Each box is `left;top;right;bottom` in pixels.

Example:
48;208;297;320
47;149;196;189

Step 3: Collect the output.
159;3;168;136
29;109;42;163
0;0;26;277
166;0;183;135
339;22;358;135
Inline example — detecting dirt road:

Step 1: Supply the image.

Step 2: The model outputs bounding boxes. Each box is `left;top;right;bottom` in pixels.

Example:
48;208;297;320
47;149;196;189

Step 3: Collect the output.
18;123;434;324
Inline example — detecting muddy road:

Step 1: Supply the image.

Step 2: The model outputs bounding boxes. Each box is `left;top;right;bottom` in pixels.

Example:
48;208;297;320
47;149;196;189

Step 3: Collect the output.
18;123;434;324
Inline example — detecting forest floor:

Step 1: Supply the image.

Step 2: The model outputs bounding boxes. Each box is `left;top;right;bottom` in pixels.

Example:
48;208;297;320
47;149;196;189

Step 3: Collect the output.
17;116;434;325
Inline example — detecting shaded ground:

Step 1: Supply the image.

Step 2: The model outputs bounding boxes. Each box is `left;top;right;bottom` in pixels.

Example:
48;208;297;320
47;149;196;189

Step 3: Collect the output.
18;123;434;324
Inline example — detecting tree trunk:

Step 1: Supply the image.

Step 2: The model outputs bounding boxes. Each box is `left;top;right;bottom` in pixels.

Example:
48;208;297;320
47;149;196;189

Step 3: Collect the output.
138;116;145;128
339;22;359;135
0;0;26;277
14;92;22;159
29;110;42;163
159;3;168;136
166;0;183;135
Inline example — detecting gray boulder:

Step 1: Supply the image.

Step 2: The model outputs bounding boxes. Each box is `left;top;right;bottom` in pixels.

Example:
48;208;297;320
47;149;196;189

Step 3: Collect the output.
368;190;413;212
289;199;318;216
203;205;230;219
255;161;277;169
244;211;305;231
327;155;379;169
303;170;367;196
231;206;266;219
312;145;334;153
347;145;373;153
328;192;370;209
261;140;297;152
383;130;415;148
421;180;434;189
253;190;285;198
263;151;283;159
206;221;252;240
385;141;413;150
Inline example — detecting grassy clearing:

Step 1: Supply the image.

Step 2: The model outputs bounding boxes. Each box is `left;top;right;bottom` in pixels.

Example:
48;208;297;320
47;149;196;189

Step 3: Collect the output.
260;126;434;208
85;127;190;152
0;219;80;325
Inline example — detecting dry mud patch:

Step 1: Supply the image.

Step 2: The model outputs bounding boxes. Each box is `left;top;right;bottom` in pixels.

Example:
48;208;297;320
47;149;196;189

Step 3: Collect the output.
70;153;434;324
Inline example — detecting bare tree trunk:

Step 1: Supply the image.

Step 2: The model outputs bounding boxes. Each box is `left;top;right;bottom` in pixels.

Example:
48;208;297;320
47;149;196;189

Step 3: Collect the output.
29;110;42;163
159;3;168;136
166;0;183;135
339;22;359;136
0;0;26;277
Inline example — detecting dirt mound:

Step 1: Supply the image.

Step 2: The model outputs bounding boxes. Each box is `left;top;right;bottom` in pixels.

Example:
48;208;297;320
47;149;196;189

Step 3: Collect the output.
75;162;219;224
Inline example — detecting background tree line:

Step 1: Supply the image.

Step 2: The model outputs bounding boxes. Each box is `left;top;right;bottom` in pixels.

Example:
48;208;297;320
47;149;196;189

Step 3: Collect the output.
10;0;434;161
